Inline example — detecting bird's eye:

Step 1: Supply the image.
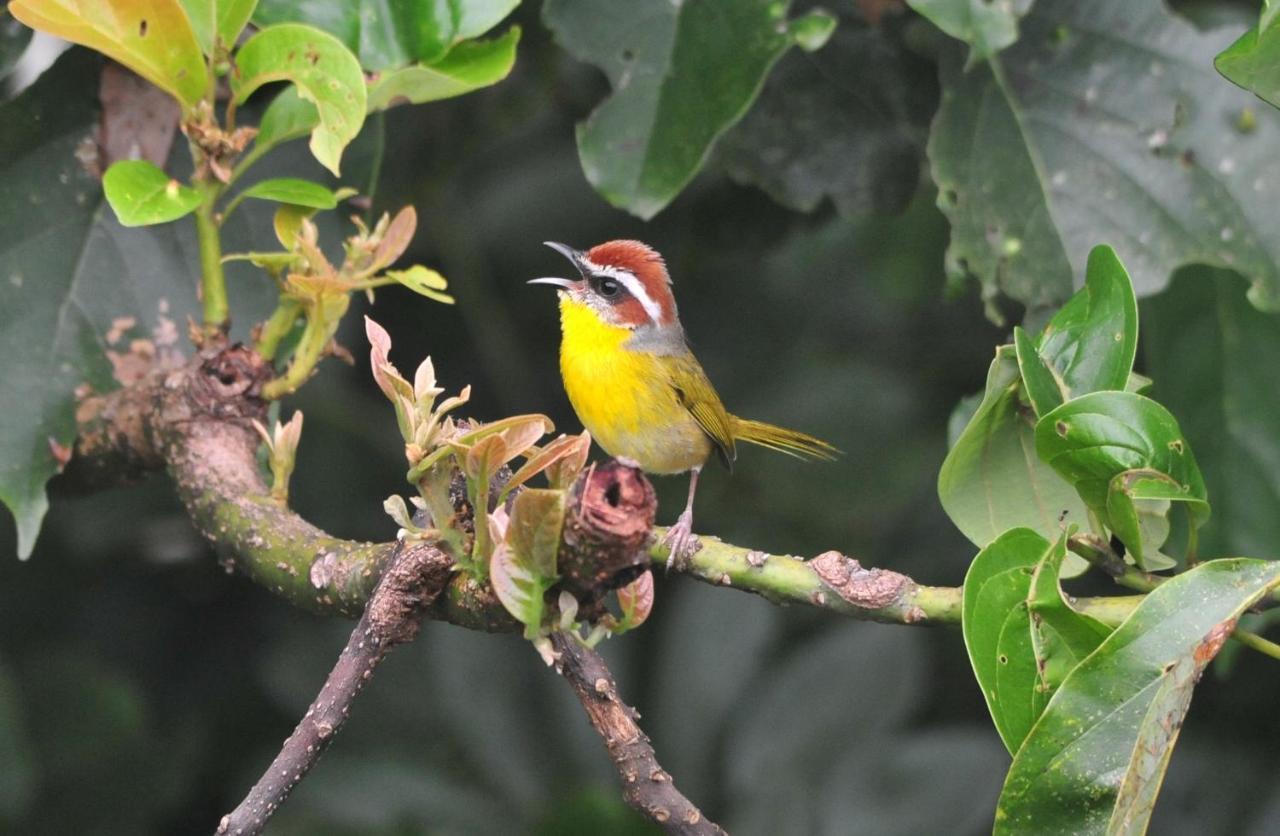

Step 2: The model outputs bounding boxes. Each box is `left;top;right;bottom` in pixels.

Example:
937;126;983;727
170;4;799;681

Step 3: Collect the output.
596;277;621;298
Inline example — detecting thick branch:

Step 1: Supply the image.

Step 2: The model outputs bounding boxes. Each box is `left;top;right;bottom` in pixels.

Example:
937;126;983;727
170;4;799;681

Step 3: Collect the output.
216;538;453;836
550;633;725;835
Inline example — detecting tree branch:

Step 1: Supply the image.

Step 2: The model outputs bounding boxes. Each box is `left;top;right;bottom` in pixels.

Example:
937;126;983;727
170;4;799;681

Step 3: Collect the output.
549;633;726;835
652;531;963;625
216;536;453;836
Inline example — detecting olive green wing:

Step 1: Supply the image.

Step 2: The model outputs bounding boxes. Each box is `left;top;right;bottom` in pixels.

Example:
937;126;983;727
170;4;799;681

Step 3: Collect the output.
666;353;737;469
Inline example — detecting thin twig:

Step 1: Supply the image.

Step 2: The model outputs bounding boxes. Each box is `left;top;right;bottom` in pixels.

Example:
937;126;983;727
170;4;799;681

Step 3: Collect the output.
549;633;726;835
215;541;453;836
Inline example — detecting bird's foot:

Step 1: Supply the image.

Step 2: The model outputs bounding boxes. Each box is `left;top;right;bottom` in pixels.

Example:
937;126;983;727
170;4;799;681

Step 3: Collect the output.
661;510;701;572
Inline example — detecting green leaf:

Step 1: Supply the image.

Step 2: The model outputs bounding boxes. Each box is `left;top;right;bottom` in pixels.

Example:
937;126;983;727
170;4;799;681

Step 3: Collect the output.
543;0;832;220
1015;244;1140;418
1143;268;1280;560
233;177;337;209
252;0;517;70
716;23;934;220
906;0;1034;61
231;22;367;177
366;27;520;111
1012;325;1061;417
928;0;1280;314
1026;530;1111;699
1215;1;1280;110
1035;391;1209;563
0;9;34;82
938;346;1090;566
178;0;257;55
1105;469;1209;570
995;558;1280;835
384;265;453;305
10;0;207;108
493;489;565;638
962;527;1050;753
101;160;203;227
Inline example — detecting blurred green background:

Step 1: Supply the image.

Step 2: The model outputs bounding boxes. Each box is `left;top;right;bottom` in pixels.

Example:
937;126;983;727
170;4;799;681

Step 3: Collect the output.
5;2;1280;834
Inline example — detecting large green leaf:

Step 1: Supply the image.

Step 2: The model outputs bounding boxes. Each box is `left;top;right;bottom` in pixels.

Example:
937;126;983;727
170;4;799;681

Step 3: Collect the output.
995;558;1280;834
252;0;517;70
0;51;112;558
1014;244;1139;419
231;23;367;177
543;0;834;220
101;160;203;226
1036;391;1209;566
10;0;207;108
938;346;1089;559
961;528;1049;753
928;0;1280;314
716;21;935;220
906;0;1034;61
1215;1;1280;110
1143;268;1280;560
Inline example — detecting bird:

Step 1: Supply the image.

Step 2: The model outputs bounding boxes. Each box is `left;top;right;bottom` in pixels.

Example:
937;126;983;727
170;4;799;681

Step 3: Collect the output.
529;239;836;568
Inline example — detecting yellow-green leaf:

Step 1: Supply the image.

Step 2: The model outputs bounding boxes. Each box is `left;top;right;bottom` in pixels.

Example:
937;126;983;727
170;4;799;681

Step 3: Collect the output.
231;22;366;176
11;0;207;108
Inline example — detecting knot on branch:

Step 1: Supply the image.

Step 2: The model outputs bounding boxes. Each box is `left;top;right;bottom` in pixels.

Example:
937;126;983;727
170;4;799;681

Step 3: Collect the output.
190;344;272;416
560;460;656;602
810;550;913;612
366;542;454;646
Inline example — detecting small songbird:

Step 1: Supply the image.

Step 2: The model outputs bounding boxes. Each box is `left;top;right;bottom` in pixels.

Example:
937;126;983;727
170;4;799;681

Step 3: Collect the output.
530;240;836;566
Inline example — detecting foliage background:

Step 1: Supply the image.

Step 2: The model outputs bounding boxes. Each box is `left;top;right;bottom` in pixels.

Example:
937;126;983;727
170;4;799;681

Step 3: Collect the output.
3;2;1280;834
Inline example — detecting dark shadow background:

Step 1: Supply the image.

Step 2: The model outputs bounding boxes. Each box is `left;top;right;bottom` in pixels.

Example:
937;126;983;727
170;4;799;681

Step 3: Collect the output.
3;4;1280;834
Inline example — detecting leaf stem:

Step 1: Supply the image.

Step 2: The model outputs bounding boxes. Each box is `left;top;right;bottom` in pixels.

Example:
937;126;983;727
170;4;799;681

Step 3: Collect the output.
195;184;229;334
1230;628;1280;661
255;299;302;361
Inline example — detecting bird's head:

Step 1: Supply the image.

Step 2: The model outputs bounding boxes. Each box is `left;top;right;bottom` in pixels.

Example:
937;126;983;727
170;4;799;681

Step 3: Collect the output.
529;240;678;330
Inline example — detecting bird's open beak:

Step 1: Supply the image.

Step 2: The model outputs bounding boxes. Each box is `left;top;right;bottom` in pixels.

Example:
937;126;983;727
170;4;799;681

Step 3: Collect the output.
528;241;586;289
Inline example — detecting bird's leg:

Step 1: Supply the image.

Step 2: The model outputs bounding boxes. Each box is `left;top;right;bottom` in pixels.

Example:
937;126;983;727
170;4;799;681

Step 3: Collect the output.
662;466;702;571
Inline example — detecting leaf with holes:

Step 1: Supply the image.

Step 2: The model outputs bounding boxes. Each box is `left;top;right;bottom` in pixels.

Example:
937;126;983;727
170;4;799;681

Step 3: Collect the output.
10;0;207;108
962;528;1051;753
929;0;1280;314
996;559;1280;834
543;0;835;219
1036;391;1209;564
939;346;1089;573
1106;469;1210;570
231;23;366;176
101;160;203;227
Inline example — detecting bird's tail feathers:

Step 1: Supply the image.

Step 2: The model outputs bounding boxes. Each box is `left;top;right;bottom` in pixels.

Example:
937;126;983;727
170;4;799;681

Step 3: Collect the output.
730;417;839;461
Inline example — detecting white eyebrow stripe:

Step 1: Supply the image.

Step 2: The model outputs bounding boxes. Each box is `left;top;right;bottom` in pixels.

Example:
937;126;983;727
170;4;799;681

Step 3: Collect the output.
580;257;663;323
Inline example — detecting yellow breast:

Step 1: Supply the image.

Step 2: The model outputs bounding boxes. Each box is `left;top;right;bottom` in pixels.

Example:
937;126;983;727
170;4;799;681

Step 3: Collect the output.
557;298;712;474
